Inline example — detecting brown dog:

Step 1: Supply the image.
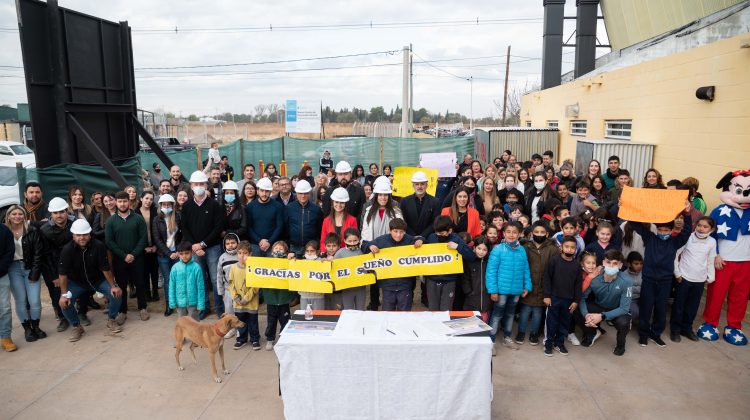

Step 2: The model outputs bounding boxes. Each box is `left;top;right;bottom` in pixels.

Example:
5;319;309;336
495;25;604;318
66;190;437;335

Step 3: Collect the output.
174;314;246;383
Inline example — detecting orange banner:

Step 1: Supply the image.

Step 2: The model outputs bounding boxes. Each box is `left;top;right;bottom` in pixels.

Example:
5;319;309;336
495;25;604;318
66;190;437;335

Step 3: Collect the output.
619;186;688;223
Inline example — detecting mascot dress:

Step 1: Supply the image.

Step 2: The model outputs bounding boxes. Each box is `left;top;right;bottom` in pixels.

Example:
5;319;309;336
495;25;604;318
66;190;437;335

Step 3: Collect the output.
697;169;750;345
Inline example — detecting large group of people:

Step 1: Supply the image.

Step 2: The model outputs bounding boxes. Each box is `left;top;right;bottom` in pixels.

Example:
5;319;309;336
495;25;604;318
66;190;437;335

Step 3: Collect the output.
0;146;734;360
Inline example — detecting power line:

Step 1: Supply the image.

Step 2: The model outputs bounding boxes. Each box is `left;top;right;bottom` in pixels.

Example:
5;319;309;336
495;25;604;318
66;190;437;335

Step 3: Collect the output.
135;50;400;70
134;62;402;79
411;51;469;81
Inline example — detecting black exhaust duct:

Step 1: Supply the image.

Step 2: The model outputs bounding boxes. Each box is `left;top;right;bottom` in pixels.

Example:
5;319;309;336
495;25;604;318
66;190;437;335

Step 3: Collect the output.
541;0;566;89
574;0;599;78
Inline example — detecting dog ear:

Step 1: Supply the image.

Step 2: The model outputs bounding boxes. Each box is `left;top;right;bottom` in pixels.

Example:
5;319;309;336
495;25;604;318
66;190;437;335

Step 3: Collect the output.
716;172;734;190
220;313;229;319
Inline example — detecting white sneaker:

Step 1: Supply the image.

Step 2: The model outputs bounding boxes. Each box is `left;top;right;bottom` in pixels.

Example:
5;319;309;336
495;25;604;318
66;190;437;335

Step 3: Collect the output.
265;341;274;351
503;336;519;350
224;328;236;339
568;333;581;346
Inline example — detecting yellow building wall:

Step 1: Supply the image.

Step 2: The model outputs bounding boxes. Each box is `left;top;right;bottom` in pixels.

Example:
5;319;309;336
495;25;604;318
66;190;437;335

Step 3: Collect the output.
520;33;750;210
601;0;744;50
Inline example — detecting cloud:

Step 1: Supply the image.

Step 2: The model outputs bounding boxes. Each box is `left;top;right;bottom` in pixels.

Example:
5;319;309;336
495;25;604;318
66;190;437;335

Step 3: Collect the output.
0;0;608;117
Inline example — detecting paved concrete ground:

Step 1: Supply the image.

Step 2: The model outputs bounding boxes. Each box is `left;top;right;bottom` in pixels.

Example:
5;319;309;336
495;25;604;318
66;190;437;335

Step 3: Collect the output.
1;296;748;420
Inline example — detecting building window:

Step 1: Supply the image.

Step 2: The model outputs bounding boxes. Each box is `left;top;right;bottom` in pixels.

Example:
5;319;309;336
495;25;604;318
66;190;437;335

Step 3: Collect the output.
605;120;632;140
547;120;558;129
570;120;587;136
525;121;532;127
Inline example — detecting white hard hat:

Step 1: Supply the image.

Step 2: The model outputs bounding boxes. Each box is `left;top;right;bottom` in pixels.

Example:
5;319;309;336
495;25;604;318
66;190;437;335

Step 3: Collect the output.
48;197;68;212
295;180;312;194
373;176;390;187
256;177;274;191
411;171;429;183
334;161;352;173
189;170;208;183
70;219;92;235
222;180;238;191
372;178;392;194
158;194;175;204
330;187;350;203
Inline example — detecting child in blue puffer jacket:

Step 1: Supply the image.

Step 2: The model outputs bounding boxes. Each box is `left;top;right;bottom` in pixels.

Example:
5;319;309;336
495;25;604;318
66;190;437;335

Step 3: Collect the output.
486;221;532;352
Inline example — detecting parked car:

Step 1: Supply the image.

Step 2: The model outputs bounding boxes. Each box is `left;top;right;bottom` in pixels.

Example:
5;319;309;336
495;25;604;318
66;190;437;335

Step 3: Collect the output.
140;137;196;152
0;141;37;167
0;157;36;215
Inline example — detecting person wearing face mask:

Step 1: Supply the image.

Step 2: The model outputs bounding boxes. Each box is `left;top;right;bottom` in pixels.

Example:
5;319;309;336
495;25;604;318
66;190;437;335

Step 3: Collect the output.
424;216;475;311
627;201;692;348
220;181;247;241
216;233;241;339
525;174;559;224
180;171;226;320
517;221;558;347
578;249;633;356
498;175;522;205
152;194;181;316
541;236;583;356
332;228;368;310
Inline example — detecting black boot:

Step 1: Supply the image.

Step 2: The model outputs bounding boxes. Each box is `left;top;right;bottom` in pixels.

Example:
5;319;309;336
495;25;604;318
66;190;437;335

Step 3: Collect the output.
22;320;37;342
31;319;47;339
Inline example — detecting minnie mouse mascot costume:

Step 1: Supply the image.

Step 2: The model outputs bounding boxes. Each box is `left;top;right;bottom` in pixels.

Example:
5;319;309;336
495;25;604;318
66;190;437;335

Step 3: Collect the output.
697;169;750;345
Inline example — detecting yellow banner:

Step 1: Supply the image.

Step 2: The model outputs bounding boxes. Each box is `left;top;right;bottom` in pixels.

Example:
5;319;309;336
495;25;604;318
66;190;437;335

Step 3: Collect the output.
288;260;334;294
391;167;439;198
331;254;377;291
246;244;463;292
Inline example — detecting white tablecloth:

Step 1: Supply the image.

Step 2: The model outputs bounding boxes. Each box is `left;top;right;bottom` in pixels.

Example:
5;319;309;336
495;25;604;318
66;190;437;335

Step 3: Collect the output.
274;313;493;420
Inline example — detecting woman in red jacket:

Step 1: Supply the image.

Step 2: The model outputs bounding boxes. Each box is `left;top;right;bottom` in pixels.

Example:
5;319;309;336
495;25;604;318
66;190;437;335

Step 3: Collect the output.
441;186;481;239
320;187;358;251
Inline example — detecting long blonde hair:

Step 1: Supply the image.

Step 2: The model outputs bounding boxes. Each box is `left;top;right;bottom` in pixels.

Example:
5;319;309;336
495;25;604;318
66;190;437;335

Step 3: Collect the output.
478;177;500;214
4;205;28;235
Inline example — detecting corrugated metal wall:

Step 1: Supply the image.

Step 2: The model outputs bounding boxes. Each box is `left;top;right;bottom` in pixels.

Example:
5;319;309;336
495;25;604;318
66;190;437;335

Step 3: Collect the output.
575;140;655;184
485;130;560;164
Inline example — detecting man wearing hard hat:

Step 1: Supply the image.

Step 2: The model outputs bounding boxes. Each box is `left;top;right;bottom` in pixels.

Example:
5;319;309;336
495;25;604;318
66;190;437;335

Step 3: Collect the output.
321;161;365;220
246;177;284;257
58;219;123;342
399;171;442;307
38;197;76;333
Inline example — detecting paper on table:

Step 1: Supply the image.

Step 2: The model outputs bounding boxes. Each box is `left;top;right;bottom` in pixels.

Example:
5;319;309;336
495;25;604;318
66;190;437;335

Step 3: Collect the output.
282;320;337;336
332;310;452;340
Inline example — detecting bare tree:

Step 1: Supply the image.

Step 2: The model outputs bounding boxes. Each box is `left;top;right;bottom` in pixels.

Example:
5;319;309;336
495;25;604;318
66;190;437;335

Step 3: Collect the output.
268;103;279;124
254;104;267;122
493;82;539;126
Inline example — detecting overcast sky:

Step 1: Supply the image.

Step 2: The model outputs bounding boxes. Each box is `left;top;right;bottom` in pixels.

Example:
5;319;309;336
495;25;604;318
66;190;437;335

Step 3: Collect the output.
0;0;609;118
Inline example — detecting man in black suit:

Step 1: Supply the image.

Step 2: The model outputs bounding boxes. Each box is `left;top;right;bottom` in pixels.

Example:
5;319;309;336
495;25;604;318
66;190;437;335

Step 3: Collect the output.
399;170;441;307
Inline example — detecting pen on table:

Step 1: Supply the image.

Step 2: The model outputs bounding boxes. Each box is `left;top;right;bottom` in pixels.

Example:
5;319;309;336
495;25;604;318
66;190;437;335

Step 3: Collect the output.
412;330;419;338
386;329;396;335
362;327;365;336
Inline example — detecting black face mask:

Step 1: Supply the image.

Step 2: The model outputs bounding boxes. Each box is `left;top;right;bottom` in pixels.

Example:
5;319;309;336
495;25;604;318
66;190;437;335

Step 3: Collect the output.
154;168;161;173
346;243;360;250
563;252;575;258
532;235;547;244
436;235;450;243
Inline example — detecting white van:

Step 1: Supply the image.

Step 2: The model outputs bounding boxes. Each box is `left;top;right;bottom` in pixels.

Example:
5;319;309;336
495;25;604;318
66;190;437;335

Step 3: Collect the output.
0;141;36;168
0;148;36;214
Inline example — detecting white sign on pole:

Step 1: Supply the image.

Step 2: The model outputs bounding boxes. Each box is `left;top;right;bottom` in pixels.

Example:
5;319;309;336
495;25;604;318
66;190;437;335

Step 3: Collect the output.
419;152;457;178
285;100;321;134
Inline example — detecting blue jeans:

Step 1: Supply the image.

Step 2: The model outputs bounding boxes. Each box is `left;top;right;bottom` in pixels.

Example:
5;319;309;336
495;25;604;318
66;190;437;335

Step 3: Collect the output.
8;261;41;321
0;274;11;338
193;245;224;316
61;279;122;327
517;303;544;336
489;294;519;342
670;280;704;334
545;297;572;348
157;255;177;308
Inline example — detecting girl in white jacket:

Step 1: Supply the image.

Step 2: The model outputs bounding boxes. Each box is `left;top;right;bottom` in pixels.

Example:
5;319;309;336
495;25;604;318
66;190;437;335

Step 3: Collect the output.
670;216;716;342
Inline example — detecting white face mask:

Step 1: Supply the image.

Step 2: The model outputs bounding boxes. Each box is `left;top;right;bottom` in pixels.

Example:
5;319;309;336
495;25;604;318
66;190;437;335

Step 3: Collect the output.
192;186;206;197
304;254;318;260
534;181;546;190
695;231;710;239
505;182;514;190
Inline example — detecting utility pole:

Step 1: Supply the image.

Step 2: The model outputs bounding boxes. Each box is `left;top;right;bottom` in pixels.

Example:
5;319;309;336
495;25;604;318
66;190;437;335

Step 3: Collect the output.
401;45;409;138
469;76;473;131
502;45;511;126
409;44;414;134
